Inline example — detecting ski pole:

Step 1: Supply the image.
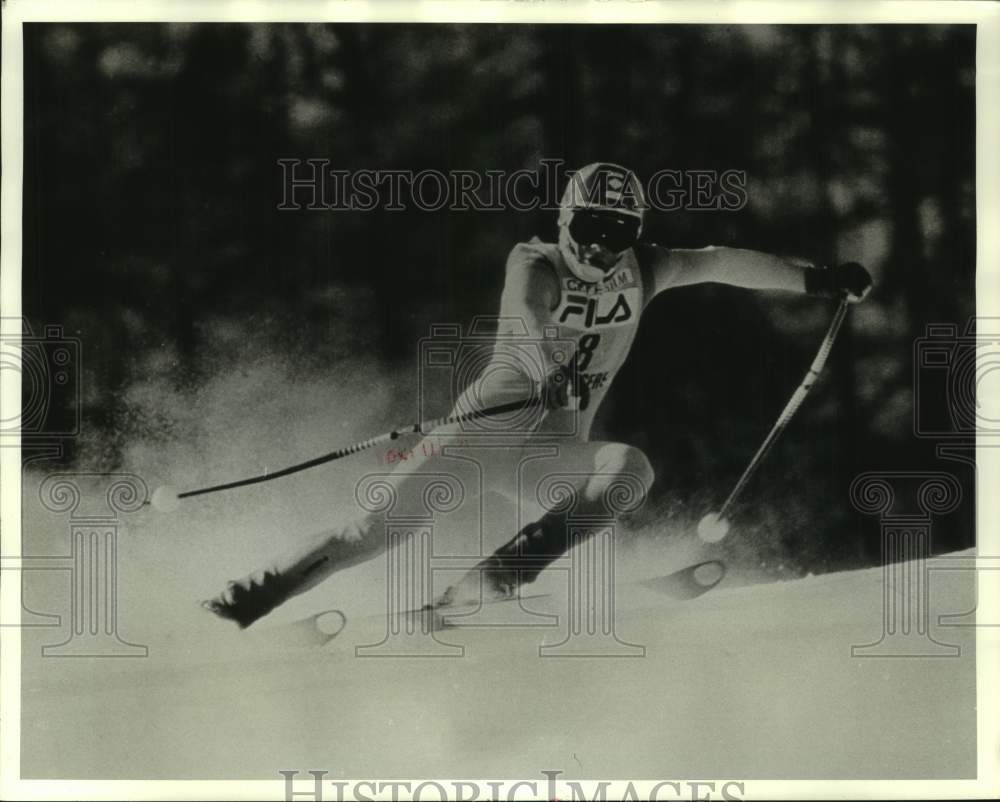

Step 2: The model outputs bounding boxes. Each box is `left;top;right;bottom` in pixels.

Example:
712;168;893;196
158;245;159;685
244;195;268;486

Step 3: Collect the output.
697;297;851;541
147;394;544;510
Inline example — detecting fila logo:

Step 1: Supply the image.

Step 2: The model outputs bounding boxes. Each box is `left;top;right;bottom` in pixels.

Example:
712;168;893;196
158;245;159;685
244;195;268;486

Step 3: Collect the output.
557;291;634;329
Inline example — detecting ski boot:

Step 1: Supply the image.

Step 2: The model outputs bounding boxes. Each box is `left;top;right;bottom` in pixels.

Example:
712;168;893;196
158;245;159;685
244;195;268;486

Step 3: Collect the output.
202;568;299;629
203;519;378;628
434;511;571;608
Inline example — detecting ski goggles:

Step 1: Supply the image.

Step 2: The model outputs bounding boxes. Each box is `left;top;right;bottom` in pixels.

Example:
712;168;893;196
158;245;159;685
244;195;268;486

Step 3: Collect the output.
568;210;641;254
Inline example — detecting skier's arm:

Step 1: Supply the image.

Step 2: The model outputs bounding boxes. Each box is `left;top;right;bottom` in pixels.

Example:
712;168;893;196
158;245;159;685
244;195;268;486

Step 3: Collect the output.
642;244;809;295
498;247;562;332
452;246;583;423
495;249;587;411
640;244;872;302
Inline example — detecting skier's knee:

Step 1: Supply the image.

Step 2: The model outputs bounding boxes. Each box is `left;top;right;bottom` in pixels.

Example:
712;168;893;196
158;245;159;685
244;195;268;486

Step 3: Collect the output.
586;443;653;512
595;443;653;492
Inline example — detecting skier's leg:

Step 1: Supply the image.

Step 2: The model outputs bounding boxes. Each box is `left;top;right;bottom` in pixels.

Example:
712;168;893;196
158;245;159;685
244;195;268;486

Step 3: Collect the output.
203;421;488;627
440;440;654;604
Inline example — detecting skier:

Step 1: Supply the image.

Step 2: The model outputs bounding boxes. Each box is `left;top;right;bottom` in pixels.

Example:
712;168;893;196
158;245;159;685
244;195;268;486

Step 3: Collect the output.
204;162;872;628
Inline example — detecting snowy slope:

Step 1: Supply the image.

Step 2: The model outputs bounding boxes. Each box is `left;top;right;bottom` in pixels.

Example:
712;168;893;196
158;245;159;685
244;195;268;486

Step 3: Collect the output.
20;550;977;781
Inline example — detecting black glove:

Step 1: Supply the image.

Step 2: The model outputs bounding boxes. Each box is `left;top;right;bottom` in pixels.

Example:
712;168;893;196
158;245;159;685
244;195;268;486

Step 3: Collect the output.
805;262;873;303
539;362;590;412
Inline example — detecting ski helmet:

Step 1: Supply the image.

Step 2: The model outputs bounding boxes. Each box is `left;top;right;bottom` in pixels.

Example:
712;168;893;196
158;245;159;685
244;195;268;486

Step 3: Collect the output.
557;162;646;283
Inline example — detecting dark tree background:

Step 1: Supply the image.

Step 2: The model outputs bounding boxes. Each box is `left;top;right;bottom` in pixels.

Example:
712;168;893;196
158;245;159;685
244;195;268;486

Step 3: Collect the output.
22;23;976;574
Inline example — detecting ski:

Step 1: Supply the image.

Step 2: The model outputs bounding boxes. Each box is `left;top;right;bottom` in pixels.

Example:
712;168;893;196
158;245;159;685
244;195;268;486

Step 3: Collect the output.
259;559;726;649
